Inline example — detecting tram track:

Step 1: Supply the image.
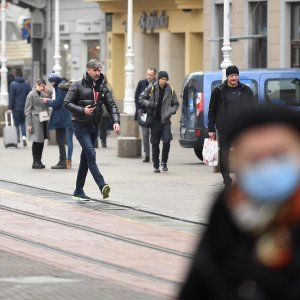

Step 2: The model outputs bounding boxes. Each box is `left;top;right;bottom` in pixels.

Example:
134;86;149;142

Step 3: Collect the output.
0;229;179;287
0;204;192;259
0;179;206;226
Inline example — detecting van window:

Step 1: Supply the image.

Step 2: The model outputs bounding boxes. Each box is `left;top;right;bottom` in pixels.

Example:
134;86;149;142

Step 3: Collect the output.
211;80;258;98
266;78;300;106
182;76;203;108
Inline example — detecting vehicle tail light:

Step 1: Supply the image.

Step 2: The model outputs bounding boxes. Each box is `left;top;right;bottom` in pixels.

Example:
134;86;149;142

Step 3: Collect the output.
196;92;204;116
196;129;201;137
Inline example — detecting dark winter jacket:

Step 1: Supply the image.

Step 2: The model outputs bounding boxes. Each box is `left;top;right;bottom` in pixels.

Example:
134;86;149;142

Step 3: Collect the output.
138;83;179;125
179;191;300;300
134;79;153;120
208;80;255;133
9;76;31;111
45;78;70;130
64;73;120;126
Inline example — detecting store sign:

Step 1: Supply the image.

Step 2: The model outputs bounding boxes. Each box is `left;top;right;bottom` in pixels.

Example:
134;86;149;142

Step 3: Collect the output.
139;11;169;33
76;20;102;33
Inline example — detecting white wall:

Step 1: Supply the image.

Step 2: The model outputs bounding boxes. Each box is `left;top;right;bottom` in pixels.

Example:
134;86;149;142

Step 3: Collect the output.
46;0;106;80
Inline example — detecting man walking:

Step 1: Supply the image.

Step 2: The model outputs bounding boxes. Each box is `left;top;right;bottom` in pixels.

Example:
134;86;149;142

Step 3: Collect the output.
208;65;255;188
8;69;31;146
134;68;156;162
64;59;120;200
139;71;179;173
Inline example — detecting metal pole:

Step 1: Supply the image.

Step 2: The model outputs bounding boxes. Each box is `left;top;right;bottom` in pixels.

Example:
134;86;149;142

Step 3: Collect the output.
0;0;8;106
123;0;135;115
52;0;61;75
220;0;232;81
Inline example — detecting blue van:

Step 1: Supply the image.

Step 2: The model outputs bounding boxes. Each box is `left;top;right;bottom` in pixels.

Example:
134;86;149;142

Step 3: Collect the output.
179;69;300;160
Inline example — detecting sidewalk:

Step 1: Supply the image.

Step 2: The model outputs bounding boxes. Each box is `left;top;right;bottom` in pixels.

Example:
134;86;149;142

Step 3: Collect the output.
0;134;223;223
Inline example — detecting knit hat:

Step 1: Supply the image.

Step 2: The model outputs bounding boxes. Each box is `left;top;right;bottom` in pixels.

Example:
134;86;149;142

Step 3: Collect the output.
158;71;169;81
226;65;239;77
48;71;61;82
225;105;300;145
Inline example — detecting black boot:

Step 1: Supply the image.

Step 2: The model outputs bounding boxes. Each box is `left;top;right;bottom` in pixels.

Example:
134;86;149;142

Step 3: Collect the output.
32;156;43;169
51;161;67;169
37;155;45;169
143;155;150;163
161;163;168;172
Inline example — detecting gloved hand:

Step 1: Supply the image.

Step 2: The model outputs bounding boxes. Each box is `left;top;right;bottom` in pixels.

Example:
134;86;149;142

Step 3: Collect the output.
148;102;156;109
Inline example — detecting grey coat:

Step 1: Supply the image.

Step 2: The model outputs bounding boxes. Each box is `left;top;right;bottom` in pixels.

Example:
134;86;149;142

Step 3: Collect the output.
24;88;48;143
139;83;179;124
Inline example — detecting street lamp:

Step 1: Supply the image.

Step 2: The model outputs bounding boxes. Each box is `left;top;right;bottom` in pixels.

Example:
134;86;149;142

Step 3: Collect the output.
220;0;232;81
117;0;141;158
0;0;8;106
52;0;61;75
123;0;135;114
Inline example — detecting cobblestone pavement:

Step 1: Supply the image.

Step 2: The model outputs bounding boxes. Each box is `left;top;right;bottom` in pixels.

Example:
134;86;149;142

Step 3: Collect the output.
0;250;164;300
0;134;223;223
0;181;201;300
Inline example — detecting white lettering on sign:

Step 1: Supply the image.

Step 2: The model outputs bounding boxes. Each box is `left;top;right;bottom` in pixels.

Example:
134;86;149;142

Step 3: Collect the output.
76;20;102;33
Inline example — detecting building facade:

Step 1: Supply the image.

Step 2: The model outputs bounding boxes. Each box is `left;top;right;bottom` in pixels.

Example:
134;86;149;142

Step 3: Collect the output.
45;0;106;81
85;0;204;120
204;0;300;70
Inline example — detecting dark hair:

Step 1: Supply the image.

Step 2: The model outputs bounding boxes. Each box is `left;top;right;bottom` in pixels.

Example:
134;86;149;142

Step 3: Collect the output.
36;79;45;85
87;59;102;70
148;67;157;74
16;68;23;77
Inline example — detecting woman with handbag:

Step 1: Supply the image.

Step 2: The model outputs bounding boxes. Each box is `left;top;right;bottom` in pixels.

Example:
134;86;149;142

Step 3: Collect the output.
24;79;49;169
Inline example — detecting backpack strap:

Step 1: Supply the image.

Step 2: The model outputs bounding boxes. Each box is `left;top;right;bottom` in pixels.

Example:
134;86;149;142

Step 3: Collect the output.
149;85;155;97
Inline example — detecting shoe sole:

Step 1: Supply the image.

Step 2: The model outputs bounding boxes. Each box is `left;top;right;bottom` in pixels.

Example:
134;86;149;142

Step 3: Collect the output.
72;196;91;202
102;185;110;200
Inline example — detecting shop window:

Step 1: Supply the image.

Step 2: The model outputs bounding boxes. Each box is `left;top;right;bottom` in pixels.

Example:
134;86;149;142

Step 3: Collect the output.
266;78;300;107
248;1;267;68
291;3;300;68
60;40;71;80
87;40;100;62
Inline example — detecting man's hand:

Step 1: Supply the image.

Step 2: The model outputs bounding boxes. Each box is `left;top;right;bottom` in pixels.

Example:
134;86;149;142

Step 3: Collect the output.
84;105;95;115
41;98;50;103
113;123;121;135
209;132;216;140
27;125;33;133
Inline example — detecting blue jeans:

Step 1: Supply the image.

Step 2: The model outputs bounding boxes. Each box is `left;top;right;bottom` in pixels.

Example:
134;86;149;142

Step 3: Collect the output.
13;110;26;139
66;126;73;161
73;121;105;192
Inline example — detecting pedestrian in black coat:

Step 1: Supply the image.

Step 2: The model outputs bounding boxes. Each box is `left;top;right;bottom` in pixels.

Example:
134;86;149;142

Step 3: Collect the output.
208;65;255;187
180;105;300;300
134;67;156;162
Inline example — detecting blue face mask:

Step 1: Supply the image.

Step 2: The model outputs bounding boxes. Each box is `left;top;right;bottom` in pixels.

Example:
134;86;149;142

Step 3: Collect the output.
239;156;300;204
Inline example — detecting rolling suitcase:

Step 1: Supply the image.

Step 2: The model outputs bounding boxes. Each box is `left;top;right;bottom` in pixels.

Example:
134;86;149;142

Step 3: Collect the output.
3;111;18;148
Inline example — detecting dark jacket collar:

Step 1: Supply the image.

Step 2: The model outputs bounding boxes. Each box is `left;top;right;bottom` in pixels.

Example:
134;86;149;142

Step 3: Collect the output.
83;72;104;89
219;79;245;91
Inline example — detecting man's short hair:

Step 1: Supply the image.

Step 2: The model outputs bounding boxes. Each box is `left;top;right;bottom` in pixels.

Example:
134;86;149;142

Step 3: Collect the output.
36;79;45;86
87;59;102;70
148;67;157;74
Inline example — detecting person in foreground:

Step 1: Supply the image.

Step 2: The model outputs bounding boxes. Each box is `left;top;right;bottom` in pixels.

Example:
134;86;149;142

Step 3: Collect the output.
64;59;120;201
179;105;300;300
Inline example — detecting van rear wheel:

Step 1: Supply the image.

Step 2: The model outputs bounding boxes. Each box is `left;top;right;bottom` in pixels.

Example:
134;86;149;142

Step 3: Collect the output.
194;146;203;161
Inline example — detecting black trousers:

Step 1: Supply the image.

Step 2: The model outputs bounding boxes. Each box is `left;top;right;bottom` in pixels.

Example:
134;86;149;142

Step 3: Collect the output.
151;121;172;167
32;142;44;156
218;132;232;186
56;128;67;162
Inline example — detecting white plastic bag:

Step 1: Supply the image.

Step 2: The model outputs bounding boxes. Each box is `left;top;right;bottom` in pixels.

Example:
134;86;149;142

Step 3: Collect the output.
202;138;219;166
